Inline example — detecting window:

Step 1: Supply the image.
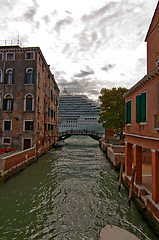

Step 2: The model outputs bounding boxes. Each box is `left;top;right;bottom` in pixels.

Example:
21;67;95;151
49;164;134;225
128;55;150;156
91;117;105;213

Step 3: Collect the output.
0;70;2;82
0;53;3;61
125;100;131;124
51;109;53;118
3;138;11;145
3;94;13;111
6;53;14;60
51;90;53;101
24;121;34;131
38;72;40;88
25;94;34;111
48;107;50;117
24;68;34;84
38;97;40;112
136;92;146;123
45;123;47;130
4;120;12;130
5;69;14;84
25;52;34;60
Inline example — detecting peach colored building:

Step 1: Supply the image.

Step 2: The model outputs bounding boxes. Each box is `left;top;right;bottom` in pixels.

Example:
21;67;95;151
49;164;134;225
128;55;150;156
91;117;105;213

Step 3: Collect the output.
124;2;159;221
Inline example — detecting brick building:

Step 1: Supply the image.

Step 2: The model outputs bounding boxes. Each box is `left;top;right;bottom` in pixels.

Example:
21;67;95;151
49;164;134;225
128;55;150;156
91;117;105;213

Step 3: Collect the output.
124;2;159;220
0;45;59;154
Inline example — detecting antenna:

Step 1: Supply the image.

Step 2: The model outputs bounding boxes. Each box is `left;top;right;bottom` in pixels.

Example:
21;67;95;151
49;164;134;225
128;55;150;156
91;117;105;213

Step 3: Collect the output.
17;35;20;45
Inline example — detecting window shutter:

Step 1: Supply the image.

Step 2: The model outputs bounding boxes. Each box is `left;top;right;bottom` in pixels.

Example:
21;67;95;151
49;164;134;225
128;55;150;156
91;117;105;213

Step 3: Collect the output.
3;99;6;110
32;69;34;84
127;100;131;124
12;69;14;84
141;92;146;122
4;70;7;84
24;69;27;84
11;99;13;110
125;103;128;124
136;95;141;122
128;101;131;124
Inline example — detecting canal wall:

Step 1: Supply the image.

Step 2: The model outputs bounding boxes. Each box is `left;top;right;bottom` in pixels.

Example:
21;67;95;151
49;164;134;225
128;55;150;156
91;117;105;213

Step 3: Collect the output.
99;139;125;168
0;146;37;182
123;173;159;236
99;139;159;235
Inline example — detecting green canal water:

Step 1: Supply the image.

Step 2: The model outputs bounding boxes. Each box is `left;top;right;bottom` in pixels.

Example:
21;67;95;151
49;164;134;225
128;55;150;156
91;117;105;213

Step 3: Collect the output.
0;136;158;240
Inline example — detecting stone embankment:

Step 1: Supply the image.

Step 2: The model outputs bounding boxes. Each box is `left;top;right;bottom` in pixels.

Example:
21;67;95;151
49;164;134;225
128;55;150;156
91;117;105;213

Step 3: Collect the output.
0;146;37;183
99;139;125;169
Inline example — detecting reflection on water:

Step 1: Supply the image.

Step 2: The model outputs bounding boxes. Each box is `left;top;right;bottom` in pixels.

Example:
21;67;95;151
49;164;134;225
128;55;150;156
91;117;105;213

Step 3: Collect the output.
0;136;158;240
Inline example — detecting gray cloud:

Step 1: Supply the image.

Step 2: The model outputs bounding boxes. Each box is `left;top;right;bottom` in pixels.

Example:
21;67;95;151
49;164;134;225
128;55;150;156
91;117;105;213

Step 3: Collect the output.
74;69;94;78
81;1;118;22
57;77;100;99
54;17;73;32
101;64;115;72
42;15;50;24
23;7;37;21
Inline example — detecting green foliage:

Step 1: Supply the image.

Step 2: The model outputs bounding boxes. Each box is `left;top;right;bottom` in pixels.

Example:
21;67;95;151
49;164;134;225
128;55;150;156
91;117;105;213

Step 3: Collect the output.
98;87;127;138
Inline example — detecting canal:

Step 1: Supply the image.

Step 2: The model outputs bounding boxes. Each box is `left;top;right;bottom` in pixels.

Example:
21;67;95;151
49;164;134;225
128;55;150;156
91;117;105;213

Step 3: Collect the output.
0;136;158;240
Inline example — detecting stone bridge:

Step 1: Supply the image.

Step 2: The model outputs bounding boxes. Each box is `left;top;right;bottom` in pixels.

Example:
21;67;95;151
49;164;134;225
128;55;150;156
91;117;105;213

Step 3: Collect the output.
59;130;103;141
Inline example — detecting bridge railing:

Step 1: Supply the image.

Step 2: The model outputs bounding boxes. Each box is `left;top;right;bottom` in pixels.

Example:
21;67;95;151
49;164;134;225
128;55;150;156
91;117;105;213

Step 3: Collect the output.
59;130;102;137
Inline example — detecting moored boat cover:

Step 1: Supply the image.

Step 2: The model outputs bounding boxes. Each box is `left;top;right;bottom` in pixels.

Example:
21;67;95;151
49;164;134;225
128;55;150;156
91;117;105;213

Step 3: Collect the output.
99;225;139;240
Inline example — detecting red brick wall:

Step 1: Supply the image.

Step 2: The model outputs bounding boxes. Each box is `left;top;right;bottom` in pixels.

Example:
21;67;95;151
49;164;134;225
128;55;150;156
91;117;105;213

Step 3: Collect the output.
3;148;35;171
125;75;159;140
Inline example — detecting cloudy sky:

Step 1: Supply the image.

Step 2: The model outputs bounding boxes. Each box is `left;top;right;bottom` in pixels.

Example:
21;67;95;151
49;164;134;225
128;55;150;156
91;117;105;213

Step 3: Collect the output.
0;0;158;99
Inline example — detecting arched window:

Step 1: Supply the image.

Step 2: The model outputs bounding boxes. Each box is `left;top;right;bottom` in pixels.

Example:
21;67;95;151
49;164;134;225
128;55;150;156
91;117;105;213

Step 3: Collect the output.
24;68;34;84
25;94;34;111
5;69;14;84
3;94;13;111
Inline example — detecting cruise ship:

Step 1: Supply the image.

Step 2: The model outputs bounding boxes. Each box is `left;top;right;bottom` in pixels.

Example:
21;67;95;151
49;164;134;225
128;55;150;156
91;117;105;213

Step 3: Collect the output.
59;89;104;134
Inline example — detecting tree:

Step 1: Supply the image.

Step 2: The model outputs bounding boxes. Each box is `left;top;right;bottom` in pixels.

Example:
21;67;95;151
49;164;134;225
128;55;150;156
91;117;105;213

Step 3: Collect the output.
98;87;127;140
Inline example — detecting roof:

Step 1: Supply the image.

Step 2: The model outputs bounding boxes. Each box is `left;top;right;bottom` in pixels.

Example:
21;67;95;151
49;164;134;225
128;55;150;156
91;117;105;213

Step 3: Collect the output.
123;65;159;98
145;1;159;41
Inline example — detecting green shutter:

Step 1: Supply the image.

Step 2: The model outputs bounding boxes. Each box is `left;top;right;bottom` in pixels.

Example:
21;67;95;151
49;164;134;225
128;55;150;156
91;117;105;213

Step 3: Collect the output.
136;95;141;122
141;92;146;122
24;69;27;84
125;103;128;124
127;100;131;124
12;69;14;84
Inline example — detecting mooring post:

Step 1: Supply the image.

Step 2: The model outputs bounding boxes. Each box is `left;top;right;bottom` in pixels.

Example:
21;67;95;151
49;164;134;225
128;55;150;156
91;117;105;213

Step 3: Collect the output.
128;166;136;206
118;158;124;191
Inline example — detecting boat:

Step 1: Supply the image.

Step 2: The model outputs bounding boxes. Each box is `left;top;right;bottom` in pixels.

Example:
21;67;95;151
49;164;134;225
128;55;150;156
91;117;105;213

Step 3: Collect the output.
99;225;139;240
59;89;104;135
54;140;65;147
97;215;150;240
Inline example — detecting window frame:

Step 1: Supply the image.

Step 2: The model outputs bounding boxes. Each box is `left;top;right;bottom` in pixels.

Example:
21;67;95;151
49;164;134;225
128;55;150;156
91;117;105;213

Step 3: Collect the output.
23;120;34;131
0;53;3;61
24;93;34;111
3;94;13;111
136;92;146;123
25;51;35;60
5;68;14;84
6;52;15;61
3;120;12;131
125;100;131;125
24;68;34;84
2;137;11;145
